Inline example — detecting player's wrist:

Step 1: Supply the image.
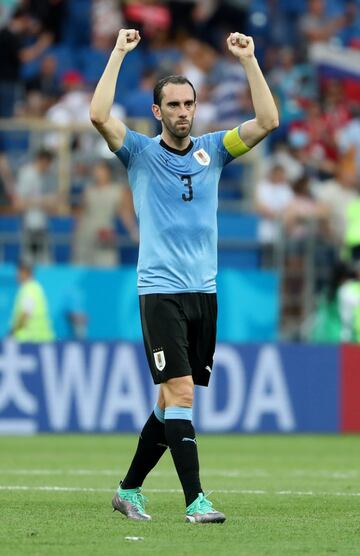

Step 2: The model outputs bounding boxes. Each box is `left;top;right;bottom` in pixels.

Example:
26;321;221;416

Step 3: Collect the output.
111;48;127;60
239;55;257;68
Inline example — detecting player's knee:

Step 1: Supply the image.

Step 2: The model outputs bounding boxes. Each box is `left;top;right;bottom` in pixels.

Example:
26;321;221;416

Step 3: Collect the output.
157;386;166;410
176;386;193;407
163;376;194;407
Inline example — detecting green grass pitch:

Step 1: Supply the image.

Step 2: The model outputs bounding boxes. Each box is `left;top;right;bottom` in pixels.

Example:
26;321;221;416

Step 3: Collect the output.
0;434;359;556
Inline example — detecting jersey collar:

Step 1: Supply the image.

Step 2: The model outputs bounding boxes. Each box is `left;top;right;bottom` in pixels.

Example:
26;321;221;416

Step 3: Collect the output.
160;138;193;156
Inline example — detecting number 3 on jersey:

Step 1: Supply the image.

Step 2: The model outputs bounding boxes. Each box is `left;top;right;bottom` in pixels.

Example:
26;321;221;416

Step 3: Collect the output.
181;175;193;202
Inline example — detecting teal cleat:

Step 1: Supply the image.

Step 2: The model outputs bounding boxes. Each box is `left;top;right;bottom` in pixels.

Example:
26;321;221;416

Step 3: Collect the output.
112;487;151;521
185;493;226;524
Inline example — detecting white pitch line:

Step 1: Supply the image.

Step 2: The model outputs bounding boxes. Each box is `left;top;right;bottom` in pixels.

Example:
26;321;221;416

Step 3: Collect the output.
1;468;358;479
0;468;269;478
1;485;360;497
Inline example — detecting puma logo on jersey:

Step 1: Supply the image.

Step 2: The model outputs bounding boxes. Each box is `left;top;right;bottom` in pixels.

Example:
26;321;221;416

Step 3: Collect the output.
194;148;210;166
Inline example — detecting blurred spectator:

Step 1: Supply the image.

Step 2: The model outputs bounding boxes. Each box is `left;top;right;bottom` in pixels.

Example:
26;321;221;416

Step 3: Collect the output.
206;33;248;128
337;261;360;342
14;148;58;263
254;164;294;245
322;78;351;134
0;153;16;211
146;26;182;76
9;258;54;342
194;0;247;46
0;7;52;118
290;99;339;180
337;105;360;178
73;161;138;267
177;38;217;97
299;0;345;47
275;130;314;181
309;260;357;342
46;69;89;125
262;140;305;183
314;167;358;245
344;193;360;263
169;0;211;39
123;0;171;40
283;174;329;241
92;0;124;40
45;69;125;152
123;68;157;119
24;0;66;43
267;46;317;130
26;54;61;108
17;89;47;118
44;69;94;151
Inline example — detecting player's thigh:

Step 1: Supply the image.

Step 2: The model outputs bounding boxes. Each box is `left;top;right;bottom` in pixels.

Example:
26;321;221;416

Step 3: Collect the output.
189;293;217;387
139;294;192;385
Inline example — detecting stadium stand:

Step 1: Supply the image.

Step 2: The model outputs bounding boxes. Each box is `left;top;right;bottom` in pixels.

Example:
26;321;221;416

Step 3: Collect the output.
1;0;360;340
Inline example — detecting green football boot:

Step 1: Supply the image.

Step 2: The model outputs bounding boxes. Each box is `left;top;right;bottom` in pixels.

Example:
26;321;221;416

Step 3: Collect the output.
112;486;151;521
185;493;226;524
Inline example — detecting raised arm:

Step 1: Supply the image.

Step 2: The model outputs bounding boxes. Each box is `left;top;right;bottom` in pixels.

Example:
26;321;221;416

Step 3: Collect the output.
90;29;141;151
226;33;279;148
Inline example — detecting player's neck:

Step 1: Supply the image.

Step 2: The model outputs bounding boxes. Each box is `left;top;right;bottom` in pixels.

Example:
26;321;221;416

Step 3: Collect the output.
160;132;191;152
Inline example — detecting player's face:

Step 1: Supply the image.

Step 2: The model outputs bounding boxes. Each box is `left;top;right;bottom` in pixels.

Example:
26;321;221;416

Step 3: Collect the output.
156;83;196;139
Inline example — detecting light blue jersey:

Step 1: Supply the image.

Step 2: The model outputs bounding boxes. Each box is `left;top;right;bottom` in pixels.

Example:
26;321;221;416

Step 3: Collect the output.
114;128;248;294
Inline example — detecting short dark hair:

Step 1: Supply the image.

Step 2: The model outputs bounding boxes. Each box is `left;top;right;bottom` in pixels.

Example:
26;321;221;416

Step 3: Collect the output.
35;148;54;162
153;75;196;106
11;6;29;20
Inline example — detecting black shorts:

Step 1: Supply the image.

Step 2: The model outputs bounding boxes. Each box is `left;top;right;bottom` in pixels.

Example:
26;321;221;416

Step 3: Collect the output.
139;292;217;387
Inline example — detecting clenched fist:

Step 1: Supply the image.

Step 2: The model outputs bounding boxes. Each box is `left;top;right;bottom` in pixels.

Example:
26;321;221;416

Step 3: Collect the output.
227;33;254;61
115;29;141;53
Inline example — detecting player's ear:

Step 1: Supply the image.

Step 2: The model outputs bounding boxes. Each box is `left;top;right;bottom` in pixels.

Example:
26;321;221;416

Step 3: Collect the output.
152;104;162;121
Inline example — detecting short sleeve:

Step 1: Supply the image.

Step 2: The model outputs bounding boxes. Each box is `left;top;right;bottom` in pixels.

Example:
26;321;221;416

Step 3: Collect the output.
209;131;233;167
210;128;251;167
113;128;152;168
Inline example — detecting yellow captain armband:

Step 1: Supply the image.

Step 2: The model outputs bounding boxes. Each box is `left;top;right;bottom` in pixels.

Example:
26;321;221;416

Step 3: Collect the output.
223;127;251;158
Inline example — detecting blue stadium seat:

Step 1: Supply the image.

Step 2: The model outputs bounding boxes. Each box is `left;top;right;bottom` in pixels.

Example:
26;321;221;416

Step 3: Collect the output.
76;47;109;86
0;215;22;262
218;211;259;239
48;216;75;263
61;0;91;47
219;164;243;200
48;45;77;79
217;212;260;268
114;218;138;265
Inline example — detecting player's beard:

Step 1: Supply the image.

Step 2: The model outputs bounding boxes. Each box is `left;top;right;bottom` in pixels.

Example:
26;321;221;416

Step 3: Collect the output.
162;115;194;139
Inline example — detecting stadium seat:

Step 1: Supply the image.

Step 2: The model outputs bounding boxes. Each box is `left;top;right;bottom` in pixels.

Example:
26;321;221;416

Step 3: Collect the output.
114;217;138;265
0;215;22;262
48;45;77;79
61;0;91;47
48;215;75;263
217;211;260;268
76;47;109;86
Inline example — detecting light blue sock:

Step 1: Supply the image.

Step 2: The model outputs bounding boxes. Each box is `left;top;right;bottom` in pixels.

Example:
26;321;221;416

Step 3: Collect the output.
165;406;192;421
154;403;165;423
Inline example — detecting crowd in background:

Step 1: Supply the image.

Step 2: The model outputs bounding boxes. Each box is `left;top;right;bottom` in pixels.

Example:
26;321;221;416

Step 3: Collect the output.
1;0;360;339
